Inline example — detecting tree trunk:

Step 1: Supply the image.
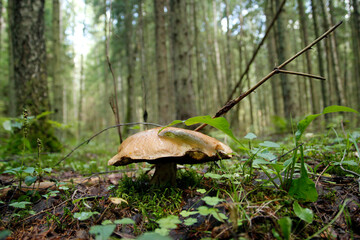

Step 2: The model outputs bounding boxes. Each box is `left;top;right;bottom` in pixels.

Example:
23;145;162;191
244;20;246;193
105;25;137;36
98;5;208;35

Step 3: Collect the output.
154;0;174;124
212;1;224;105
139;0;148;124
52;0;63;124
10;0;60;151
320;0;346;106
11;0;50;116
170;0;197;120
274;0;297;120
124;0;136;135
78;54;84;139
7;1;16;117
350;0;360;107
311;0;328;111
225;0;233;95
297;0;317;114
265;0;281;117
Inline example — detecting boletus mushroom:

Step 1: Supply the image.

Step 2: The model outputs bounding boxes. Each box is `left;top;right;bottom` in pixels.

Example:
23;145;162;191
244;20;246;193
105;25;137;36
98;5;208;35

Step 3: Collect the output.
108;127;233;186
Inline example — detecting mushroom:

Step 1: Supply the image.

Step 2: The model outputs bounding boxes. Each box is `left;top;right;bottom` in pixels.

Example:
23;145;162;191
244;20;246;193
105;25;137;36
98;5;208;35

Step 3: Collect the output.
108;127;233;185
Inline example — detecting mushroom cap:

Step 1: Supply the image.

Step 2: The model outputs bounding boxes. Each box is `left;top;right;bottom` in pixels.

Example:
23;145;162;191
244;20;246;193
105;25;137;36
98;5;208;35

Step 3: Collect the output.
108;127;233;166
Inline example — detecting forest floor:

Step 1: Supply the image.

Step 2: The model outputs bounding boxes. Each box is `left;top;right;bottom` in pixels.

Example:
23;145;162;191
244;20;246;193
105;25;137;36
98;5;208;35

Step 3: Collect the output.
1;126;360;239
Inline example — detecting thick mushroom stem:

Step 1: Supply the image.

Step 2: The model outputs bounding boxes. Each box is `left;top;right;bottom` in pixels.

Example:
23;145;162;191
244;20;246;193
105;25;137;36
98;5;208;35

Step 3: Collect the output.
150;162;177;186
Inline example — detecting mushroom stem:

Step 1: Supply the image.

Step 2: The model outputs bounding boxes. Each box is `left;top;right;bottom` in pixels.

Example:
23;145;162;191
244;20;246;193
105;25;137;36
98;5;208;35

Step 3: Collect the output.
150;162;177;186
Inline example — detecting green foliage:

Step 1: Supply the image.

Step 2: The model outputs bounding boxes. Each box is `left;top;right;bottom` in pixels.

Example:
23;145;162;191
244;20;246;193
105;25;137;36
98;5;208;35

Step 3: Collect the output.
277;217;292;240
89;224;116;240
74;211;99;221
293;201;314;223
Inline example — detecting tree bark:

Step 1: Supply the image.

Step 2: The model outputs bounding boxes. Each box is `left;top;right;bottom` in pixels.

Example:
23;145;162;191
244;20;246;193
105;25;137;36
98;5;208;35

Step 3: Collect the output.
320;0;346;106
7;0;16;117
350;0;360;107
10;0;50;116
170;0;197;120
311;0;328;111
225;0;233;95
297;0;317;114
274;0;297;120
154;0;174;124
52;0;63;123
124;0;136;135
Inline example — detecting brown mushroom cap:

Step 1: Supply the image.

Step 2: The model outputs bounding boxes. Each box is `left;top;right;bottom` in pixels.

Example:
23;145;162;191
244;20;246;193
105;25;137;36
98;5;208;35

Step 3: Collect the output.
108;127;233;166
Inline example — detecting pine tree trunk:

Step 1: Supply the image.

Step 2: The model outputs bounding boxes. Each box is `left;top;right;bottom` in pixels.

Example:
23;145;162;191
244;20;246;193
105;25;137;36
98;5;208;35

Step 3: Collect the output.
10;0;60;151
139;0;148;124
10;0;50;116
212;1;224;105
265;0;281;117
350;0;360;107
124;0;136;135
154;0;174;124
225;0;232;95
320;0;346;106
52;0;63;124
275;0;297;120
78;55;84;139
297;0;317;114
311;0;328;111
7;1;16;117
170;0;197;120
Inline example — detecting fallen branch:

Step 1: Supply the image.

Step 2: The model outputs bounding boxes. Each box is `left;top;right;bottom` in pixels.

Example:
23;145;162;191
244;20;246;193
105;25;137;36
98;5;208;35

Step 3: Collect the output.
275;69;326;81
195;21;343;132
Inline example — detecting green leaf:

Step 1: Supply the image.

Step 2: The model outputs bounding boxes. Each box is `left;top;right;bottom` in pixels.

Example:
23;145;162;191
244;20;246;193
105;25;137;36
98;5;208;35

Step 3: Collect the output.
204;172;223;179
203;196;224;206
196;189;206;194
23;167;35;174
295;114;321;142
114;218;135;225
137;232;172;240
180;210;198;217
155;228;170;236
198;206;211;215
157;215;181;229
158;120;183;132
43;168;52;173
24;176;37;186
334;160;358;166
244;132;257;140
253;159;270;165
288;175;318;202
101;220;113;225
322;105;359;114
36;111;54;119
9;201;32;209
184;218;197;226
293;201;314;223
74;211;99;221
184;115;241;144
278;217;292;240
259;141;281;148
89;224;116;240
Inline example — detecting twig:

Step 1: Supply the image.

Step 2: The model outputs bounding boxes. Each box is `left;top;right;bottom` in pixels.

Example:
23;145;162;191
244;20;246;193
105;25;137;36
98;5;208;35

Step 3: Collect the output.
306;199;350;240
227;0;287;102
339;150;360;178
275;69;326;80
195;21;343;132
53;122;162;167
269;142;304;162
315;162;331;187
105;0;122;143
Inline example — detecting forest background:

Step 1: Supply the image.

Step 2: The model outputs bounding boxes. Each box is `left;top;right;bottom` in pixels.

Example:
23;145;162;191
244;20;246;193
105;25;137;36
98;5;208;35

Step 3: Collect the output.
0;0;359;151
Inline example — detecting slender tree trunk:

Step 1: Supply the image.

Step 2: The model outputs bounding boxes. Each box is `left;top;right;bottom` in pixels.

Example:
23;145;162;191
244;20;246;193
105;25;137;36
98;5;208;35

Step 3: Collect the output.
0;0;2;58
7;1;16;117
320;0;346;106
311;0;328;111
350;0;360;107
78;54;84;138
212;1;224;104
124;0;136;135
275;0;297;120
225;0;233;95
154;0;173;124
52;0;63;124
139;0;148;124
265;0;281;117
297;0;317;114
170;0;196;120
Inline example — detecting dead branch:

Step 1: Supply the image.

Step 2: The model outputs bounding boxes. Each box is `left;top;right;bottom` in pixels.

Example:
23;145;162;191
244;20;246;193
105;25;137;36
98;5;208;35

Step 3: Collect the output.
227;0;287;102
275;69;326;80
195;21;343;132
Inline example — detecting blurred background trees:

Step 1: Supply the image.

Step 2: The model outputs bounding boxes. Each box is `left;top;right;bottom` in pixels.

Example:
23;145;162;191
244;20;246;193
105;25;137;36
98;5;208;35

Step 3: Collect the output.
0;0;359;145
